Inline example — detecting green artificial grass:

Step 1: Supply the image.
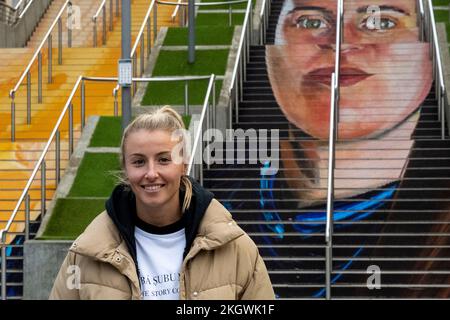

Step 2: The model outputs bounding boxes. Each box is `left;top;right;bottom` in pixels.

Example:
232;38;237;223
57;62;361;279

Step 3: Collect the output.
164;26;235;46
152;50;229;76
89;116;122;147
68;152;120;198
39;198;106;240
196;13;245;26
183;114;192;128
433;0;450;6
434;9;449;22
144;49;226;105
142;80;223;105
199;0;255;10
432;9;450;41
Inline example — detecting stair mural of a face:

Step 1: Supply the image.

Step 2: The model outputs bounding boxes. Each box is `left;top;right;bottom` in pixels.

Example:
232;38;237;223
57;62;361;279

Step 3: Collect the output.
254;0;449;298
267;0;432;140
266;0;434;203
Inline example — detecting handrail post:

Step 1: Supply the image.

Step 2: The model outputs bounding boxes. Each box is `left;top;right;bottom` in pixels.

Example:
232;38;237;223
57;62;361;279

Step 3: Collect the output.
103;5;107;45
27;72;31;124
10;94;15;142
38;52;42;104
110;0;113;31
147;18;151;57
153;4;158;42
442;89;445;139
184;81;189;115
140;38;145;76
114;87;119;116
249;1;253;44
228;5;232;27
58;18;63;64
325;73;336;301
180;5;185;26
68;3;72;48
1;232;6;300
93;18;97;47
206;96;211;171
25;194;30;241
69;103;74;155
81;79;86;129
212;79;216;128
55;130;61;183
48;35;53;84
41;160;46;216
133;54;137;95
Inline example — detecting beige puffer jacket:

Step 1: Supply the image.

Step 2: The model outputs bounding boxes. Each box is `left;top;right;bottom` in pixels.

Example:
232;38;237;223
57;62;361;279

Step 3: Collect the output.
49;199;275;300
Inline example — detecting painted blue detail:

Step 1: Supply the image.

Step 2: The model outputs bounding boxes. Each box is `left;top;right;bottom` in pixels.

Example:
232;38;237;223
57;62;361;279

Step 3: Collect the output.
312;247;364;298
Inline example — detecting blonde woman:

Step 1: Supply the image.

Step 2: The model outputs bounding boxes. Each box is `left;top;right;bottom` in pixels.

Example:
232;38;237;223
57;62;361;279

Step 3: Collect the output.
50;106;274;300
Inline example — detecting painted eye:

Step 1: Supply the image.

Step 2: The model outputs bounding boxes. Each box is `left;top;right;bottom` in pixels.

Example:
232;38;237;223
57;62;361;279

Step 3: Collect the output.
362;17;396;30
296;16;328;29
379;18;396;29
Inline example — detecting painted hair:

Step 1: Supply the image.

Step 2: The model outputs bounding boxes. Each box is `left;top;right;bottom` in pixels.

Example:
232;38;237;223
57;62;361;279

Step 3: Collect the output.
119;106;192;213
274;0;293;45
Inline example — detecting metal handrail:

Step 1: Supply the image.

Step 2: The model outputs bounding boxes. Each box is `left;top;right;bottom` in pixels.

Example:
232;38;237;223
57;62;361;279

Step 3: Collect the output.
228;0;253;127
130;0;157;95
417;0;424;40
259;0;270;45
92;0;119;47
170;0;184;22
11;0;70;93
424;0;447;139
9;0;73;142
14;0;29;11
0;0;30;25
187;74;216;184
325;0;342;300
130;0;156;57
1;75;83;242
1;74;83;300
162;0;248;27
17;0;32;19
93;0;107;19
325;73;337;300
159;0;247;7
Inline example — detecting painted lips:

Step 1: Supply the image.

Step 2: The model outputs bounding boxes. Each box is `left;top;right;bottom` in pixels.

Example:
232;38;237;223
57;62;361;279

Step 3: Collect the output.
305;67;373;87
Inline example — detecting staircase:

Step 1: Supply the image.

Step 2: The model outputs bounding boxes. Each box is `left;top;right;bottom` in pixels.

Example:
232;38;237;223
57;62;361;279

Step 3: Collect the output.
0;0;177;299
203;0;450;299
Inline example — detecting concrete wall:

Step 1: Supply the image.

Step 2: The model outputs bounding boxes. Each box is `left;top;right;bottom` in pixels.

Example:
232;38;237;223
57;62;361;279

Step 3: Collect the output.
23;240;72;300
0;0;52;47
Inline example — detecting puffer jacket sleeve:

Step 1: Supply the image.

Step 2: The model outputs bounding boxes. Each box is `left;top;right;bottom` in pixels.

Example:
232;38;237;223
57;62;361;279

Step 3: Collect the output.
49;251;81;300
240;244;275;300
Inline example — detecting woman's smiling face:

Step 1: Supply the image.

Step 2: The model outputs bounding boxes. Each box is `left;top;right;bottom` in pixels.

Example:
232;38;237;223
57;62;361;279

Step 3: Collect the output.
267;0;432;139
124;129;185;216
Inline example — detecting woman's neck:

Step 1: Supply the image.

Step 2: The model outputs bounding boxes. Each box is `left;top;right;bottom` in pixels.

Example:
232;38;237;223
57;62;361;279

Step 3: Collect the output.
136;192;182;227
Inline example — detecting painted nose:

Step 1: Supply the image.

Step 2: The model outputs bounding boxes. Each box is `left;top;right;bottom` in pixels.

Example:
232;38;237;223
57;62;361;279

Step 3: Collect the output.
341;44;363;53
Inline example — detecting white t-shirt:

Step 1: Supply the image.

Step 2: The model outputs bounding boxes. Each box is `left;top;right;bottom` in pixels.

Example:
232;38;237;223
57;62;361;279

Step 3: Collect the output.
135;226;186;300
